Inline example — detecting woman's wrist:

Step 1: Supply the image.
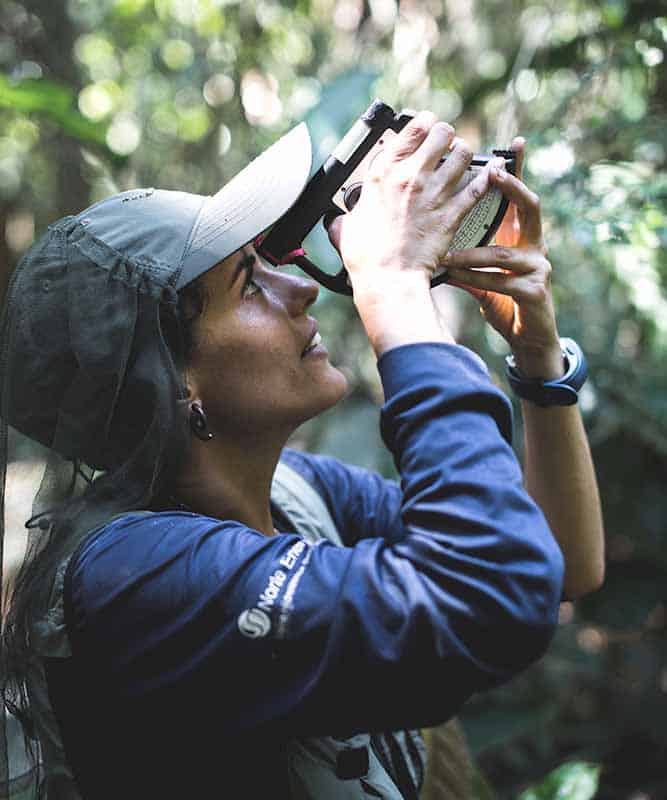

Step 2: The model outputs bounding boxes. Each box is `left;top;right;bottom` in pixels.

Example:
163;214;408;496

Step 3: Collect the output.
353;273;455;356
511;341;564;380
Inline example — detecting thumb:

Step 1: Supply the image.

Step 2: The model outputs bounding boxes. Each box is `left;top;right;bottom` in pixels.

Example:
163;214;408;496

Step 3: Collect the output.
325;213;344;254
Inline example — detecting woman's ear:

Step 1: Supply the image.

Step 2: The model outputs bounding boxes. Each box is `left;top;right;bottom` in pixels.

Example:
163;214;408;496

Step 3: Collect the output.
176;374;199;426
176;384;203;430
181;364;198;400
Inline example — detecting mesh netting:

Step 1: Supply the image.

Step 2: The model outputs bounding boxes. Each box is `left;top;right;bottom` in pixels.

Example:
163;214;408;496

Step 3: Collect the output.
0;216;192;797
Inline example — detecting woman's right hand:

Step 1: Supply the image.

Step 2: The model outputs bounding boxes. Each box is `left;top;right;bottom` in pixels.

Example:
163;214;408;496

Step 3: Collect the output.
325;111;503;356
326;111;504;298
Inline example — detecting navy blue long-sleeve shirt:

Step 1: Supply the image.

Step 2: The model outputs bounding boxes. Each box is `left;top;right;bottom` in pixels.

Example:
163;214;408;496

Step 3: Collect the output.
52;343;564;798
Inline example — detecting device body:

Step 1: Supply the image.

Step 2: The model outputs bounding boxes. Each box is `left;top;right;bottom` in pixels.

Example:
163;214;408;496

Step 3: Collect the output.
256;99;516;295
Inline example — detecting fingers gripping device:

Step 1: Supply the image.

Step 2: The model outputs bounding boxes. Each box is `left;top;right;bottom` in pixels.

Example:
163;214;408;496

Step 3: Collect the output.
256;99;516;296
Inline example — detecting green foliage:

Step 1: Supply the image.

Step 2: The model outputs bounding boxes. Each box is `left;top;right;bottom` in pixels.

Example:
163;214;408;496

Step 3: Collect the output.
463;703;561;757
1;0;666;797
0;76;108;146
519;762;601;800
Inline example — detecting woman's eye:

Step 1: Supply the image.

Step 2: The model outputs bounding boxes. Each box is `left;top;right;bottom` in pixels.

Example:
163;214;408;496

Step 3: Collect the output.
242;277;261;299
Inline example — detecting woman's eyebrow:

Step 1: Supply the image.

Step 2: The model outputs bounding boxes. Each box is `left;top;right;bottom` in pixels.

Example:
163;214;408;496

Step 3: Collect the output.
229;250;257;289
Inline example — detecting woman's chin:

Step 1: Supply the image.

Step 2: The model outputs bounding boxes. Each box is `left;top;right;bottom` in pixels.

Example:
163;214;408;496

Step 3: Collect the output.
327;364;349;402
308;364;349;418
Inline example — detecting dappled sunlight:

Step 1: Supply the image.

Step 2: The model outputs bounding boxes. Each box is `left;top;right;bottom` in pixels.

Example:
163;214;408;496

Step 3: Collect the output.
1;0;666;795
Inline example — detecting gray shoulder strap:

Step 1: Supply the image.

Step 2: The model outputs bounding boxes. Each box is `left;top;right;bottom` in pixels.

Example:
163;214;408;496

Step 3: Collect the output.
271;460;342;546
272;459;427;799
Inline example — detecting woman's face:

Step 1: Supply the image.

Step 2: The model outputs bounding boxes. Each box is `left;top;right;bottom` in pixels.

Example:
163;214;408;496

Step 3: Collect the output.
184;246;348;441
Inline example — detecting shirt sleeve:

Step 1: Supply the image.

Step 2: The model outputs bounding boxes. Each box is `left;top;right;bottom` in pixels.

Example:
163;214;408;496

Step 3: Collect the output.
66;342;564;739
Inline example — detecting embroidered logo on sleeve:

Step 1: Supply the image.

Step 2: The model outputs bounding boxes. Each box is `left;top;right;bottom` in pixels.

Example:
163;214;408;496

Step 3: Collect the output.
238;608;271;638
237;539;314;640
277;541;318;639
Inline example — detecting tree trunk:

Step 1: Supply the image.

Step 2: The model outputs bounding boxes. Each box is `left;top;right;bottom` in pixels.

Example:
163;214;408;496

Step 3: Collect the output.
22;0;90;216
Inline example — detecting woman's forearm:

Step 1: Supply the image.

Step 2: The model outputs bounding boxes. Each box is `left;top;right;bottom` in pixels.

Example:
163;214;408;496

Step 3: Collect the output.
521;401;605;598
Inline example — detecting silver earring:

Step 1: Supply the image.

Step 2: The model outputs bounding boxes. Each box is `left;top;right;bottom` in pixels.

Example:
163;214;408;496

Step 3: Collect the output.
189;402;214;441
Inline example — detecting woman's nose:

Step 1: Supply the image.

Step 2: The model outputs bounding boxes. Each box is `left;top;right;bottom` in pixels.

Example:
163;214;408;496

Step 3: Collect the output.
281;271;319;315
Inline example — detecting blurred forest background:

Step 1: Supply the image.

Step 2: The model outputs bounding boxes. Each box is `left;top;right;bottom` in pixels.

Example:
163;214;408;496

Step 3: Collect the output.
1;0;666;797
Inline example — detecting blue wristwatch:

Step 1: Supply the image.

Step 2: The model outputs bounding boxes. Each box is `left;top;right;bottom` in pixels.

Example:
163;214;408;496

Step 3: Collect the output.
505;337;588;407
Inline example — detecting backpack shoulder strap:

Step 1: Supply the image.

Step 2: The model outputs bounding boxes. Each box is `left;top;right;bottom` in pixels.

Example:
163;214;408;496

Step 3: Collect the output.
271;458;429;800
271;460;342;546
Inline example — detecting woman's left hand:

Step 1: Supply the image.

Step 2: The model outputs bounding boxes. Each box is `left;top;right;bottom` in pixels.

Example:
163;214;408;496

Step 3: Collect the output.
443;138;564;379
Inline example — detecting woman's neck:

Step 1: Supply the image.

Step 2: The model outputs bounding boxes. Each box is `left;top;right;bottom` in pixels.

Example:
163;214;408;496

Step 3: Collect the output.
171;435;286;536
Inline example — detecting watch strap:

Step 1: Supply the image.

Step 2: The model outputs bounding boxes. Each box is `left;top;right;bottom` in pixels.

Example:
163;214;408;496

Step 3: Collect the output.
505;337;588;407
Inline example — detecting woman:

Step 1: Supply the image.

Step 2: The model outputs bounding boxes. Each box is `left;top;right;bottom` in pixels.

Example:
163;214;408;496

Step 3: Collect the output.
0;111;603;798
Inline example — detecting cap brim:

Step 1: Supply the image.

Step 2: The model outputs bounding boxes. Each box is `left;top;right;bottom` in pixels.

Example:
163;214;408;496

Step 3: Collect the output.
176;123;313;289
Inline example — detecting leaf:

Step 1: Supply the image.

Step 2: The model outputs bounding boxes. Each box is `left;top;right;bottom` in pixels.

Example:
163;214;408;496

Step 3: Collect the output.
462;703;560;756
0;76;120;158
518;761;601;800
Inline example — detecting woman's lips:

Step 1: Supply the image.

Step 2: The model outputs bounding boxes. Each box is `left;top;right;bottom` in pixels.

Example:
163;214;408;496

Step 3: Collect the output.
302;331;325;357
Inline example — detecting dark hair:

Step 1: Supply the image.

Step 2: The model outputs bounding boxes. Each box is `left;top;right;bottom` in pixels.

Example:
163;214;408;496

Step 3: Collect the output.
159;274;210;381
1;271;212;780
176;276;210;365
